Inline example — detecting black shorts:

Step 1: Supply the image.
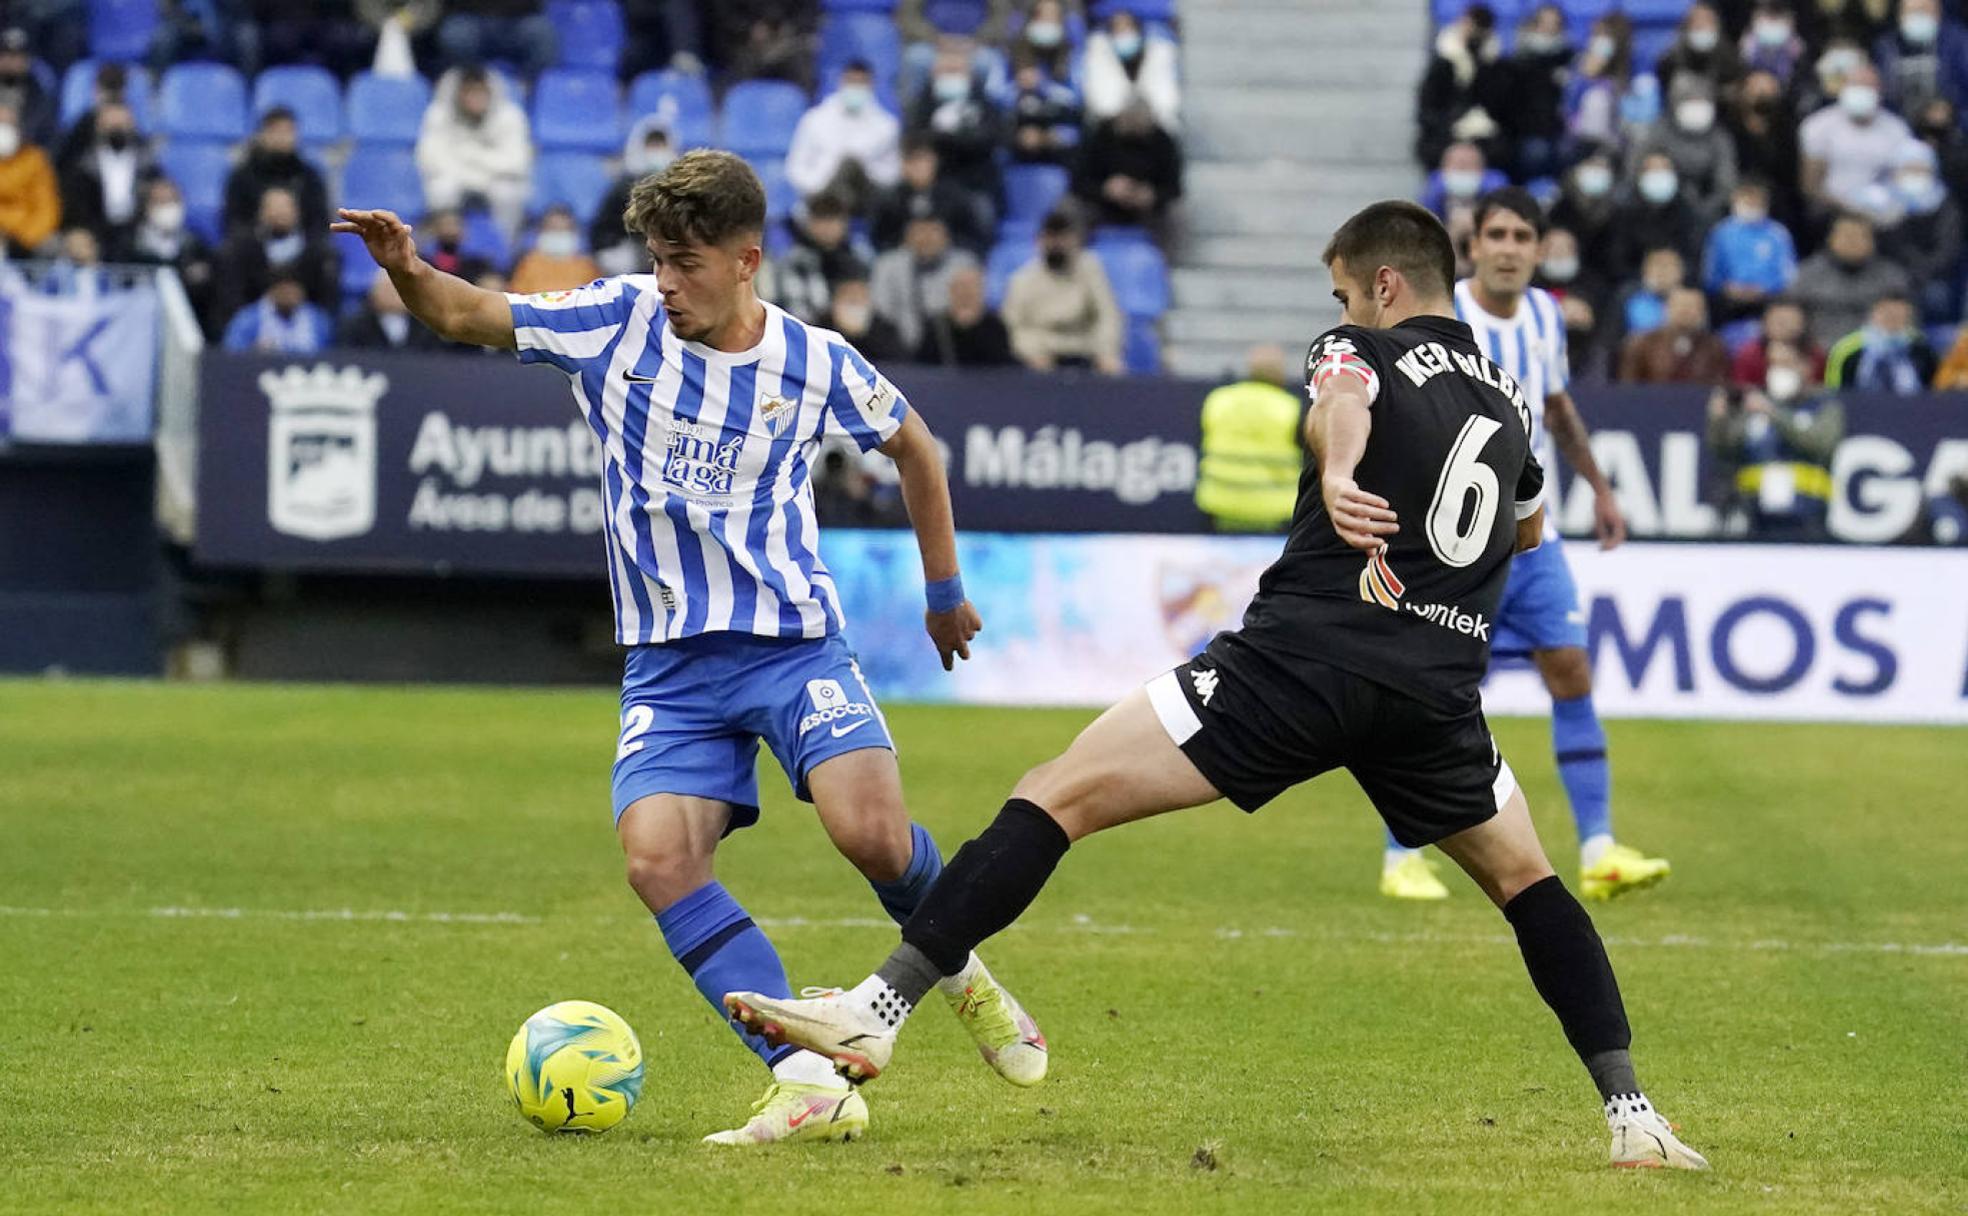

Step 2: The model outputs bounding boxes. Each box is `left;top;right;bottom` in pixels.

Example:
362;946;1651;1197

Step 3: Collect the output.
1145;631;1516;848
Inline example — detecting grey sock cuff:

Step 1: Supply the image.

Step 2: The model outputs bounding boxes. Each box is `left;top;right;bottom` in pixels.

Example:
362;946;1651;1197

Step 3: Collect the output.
1586;1049;1639;1102
876;940;945;1008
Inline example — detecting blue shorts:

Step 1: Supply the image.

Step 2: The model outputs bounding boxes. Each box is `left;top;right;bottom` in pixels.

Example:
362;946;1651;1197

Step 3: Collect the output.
1491;538;1588;658
610;632;895;830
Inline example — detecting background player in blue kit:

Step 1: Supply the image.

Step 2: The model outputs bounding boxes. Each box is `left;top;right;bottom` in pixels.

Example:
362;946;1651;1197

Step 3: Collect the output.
1379;187;1673;903
334;149;1046;1145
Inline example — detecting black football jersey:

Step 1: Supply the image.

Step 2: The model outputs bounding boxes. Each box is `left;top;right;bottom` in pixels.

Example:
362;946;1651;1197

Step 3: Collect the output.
1238;315;1546;714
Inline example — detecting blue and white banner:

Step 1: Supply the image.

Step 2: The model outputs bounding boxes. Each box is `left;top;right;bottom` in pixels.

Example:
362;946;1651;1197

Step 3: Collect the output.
826;532;1968;724
0;285;159;443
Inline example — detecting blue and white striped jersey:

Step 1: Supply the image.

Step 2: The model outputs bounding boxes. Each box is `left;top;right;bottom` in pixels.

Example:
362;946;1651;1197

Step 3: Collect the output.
1452;279;1567;476
506;279;909;645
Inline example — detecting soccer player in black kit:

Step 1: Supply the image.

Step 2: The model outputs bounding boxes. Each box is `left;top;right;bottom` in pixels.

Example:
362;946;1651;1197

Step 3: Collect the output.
728;201;1709;1170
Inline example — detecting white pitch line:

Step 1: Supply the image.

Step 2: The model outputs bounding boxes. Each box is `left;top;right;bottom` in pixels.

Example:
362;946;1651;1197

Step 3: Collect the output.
0;905;1962;959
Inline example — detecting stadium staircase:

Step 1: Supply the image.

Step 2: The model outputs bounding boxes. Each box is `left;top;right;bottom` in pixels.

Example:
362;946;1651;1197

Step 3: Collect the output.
1167;0;1430;378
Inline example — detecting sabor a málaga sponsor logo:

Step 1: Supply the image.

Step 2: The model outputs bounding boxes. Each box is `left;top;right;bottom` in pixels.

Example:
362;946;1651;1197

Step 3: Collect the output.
262;363;388;541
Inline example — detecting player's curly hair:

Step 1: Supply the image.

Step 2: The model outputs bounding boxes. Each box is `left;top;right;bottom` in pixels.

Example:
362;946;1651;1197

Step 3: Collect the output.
623;149;766;246
1322;200;1456;299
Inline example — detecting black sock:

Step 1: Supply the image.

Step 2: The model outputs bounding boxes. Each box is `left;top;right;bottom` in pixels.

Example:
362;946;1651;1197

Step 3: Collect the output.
1502;875;1637;1100
897;798;1070;981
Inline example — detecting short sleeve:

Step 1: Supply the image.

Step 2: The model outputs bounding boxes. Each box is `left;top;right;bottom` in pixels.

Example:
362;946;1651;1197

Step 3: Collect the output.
824;341;910;452
1303;327;1382;405
504;277;640;373
1515;448;1547;520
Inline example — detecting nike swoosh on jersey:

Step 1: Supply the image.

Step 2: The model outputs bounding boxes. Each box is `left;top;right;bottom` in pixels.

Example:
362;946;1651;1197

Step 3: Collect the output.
831;718;873;739
620;369;660;383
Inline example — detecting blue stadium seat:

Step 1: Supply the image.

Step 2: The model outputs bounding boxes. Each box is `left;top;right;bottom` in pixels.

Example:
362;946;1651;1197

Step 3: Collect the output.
532;150;612;222
1090;0;1178;21
532;68;624;153
1630;27;1678;70
1093;239;1169;318
719;80;808;159
924;0;987;34
60;60;154;132
346;71;430;145
89;0;158;63
1123;316;1161;374
1622;0;1690;25
818;12;903;81
337;230;382;303
1002;163;1069;226
1561;0;1614;39
158;63;248;141
626;69;715;148
822;0;897;10
157;140;231;241
340;144;424;219
548;0;625;73
253;65;343;141
461;209;511;268
984;238;1034;310
754;157;795;223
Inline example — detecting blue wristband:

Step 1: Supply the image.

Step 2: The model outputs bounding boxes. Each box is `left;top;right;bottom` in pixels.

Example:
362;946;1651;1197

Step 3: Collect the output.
925;574;965;614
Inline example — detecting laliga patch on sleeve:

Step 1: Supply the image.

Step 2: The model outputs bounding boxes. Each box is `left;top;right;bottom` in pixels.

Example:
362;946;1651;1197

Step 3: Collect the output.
853;371;902;429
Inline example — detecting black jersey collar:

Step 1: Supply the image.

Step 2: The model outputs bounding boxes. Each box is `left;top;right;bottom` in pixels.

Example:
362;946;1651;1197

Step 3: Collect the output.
1394;314;1473;341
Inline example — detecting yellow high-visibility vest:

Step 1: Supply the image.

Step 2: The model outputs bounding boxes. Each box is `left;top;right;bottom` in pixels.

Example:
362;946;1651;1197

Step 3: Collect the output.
1196;379;1303;530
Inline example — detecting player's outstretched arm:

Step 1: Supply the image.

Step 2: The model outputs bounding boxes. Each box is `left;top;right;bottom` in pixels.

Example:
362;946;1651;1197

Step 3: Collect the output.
1544;389;1626;550
330;208;516;350
879;408;982;671
1306;375;1399;553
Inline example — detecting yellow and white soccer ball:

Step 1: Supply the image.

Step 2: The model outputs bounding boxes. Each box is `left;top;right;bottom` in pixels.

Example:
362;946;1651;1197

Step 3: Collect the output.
504;1000;645;1134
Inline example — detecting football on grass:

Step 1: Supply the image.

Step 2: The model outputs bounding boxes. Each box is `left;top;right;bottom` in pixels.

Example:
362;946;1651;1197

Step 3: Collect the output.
505;1000;645;1133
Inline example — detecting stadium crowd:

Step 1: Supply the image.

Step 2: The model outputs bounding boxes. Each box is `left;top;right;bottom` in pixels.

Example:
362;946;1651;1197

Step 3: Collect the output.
0;0;1179;371
1420;0;1968;394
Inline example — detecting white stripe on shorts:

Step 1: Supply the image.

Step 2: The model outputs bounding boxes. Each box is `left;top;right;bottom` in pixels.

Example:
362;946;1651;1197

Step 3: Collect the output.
1491;757;1518;810
1146;670;1202;746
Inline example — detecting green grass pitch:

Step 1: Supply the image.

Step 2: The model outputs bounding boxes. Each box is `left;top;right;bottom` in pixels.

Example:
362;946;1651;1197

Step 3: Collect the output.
2;679;1964;1214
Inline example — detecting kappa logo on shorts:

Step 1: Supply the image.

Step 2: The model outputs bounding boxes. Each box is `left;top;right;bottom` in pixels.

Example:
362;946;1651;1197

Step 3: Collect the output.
799;678;876;737
1191;668;1219;706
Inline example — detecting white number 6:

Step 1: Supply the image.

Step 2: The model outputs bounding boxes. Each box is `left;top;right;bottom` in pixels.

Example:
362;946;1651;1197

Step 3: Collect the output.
616;705;655;760
1425;416;1503;568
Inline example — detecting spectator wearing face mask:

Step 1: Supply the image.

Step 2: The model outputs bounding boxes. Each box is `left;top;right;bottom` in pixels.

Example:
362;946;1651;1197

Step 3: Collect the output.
1802;63;1916;218
1002;203;1122;374
1702;179;1798;323
1742;0;1807;85
1007;51;1081;167
917;263;1015;367
1657;3;1745;97
1562;16;1635;151
1912;96;1968;201
1084;11;1178;131
1728;70;1805;234
212;186;338;330
416;64;533;237
1732;297;1827;386
417;207;494;285
1825;291;1937;391
56;62;134;167
1628;75;1738;223
1801;39;1870;117
591;117;675;276
1793;212;1913;346
1010;0;1077;87
1866;140;1963;320
123;176;215;325
0;99;59;255
1707;349;1843;540
1420;142;1508;222
1614;245;1689;342
824;275;909;364
509;204;601;295
56;100;154;255
1551;148;1619;274
1074;99;1182;230
224;107;329;238
1507;4;1573;181
786;60;901;216
0;27;55;149
870;212;979;353
1612;151;1705;279
1535;227;1612;377
1417;3;1509;169
906;43;1006;233
339;269;443;352
1619;286;1731;383
1873;0;1968;118
870;134;990;255
768;191;868;325
222;265;333;354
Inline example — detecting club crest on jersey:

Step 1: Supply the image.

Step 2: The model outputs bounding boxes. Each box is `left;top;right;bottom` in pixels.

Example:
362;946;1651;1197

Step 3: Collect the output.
661;419;744;498
260;363;387;541
757;392;799;438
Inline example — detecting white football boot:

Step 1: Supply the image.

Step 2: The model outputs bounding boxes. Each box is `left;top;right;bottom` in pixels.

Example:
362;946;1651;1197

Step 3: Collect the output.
1606;1093;1710;1169
726;987;899;1083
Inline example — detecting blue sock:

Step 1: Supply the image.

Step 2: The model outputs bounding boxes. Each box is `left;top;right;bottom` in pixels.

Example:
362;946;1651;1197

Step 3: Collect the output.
1552;694;1614;844
655;881;796;1069
869;821;943;924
